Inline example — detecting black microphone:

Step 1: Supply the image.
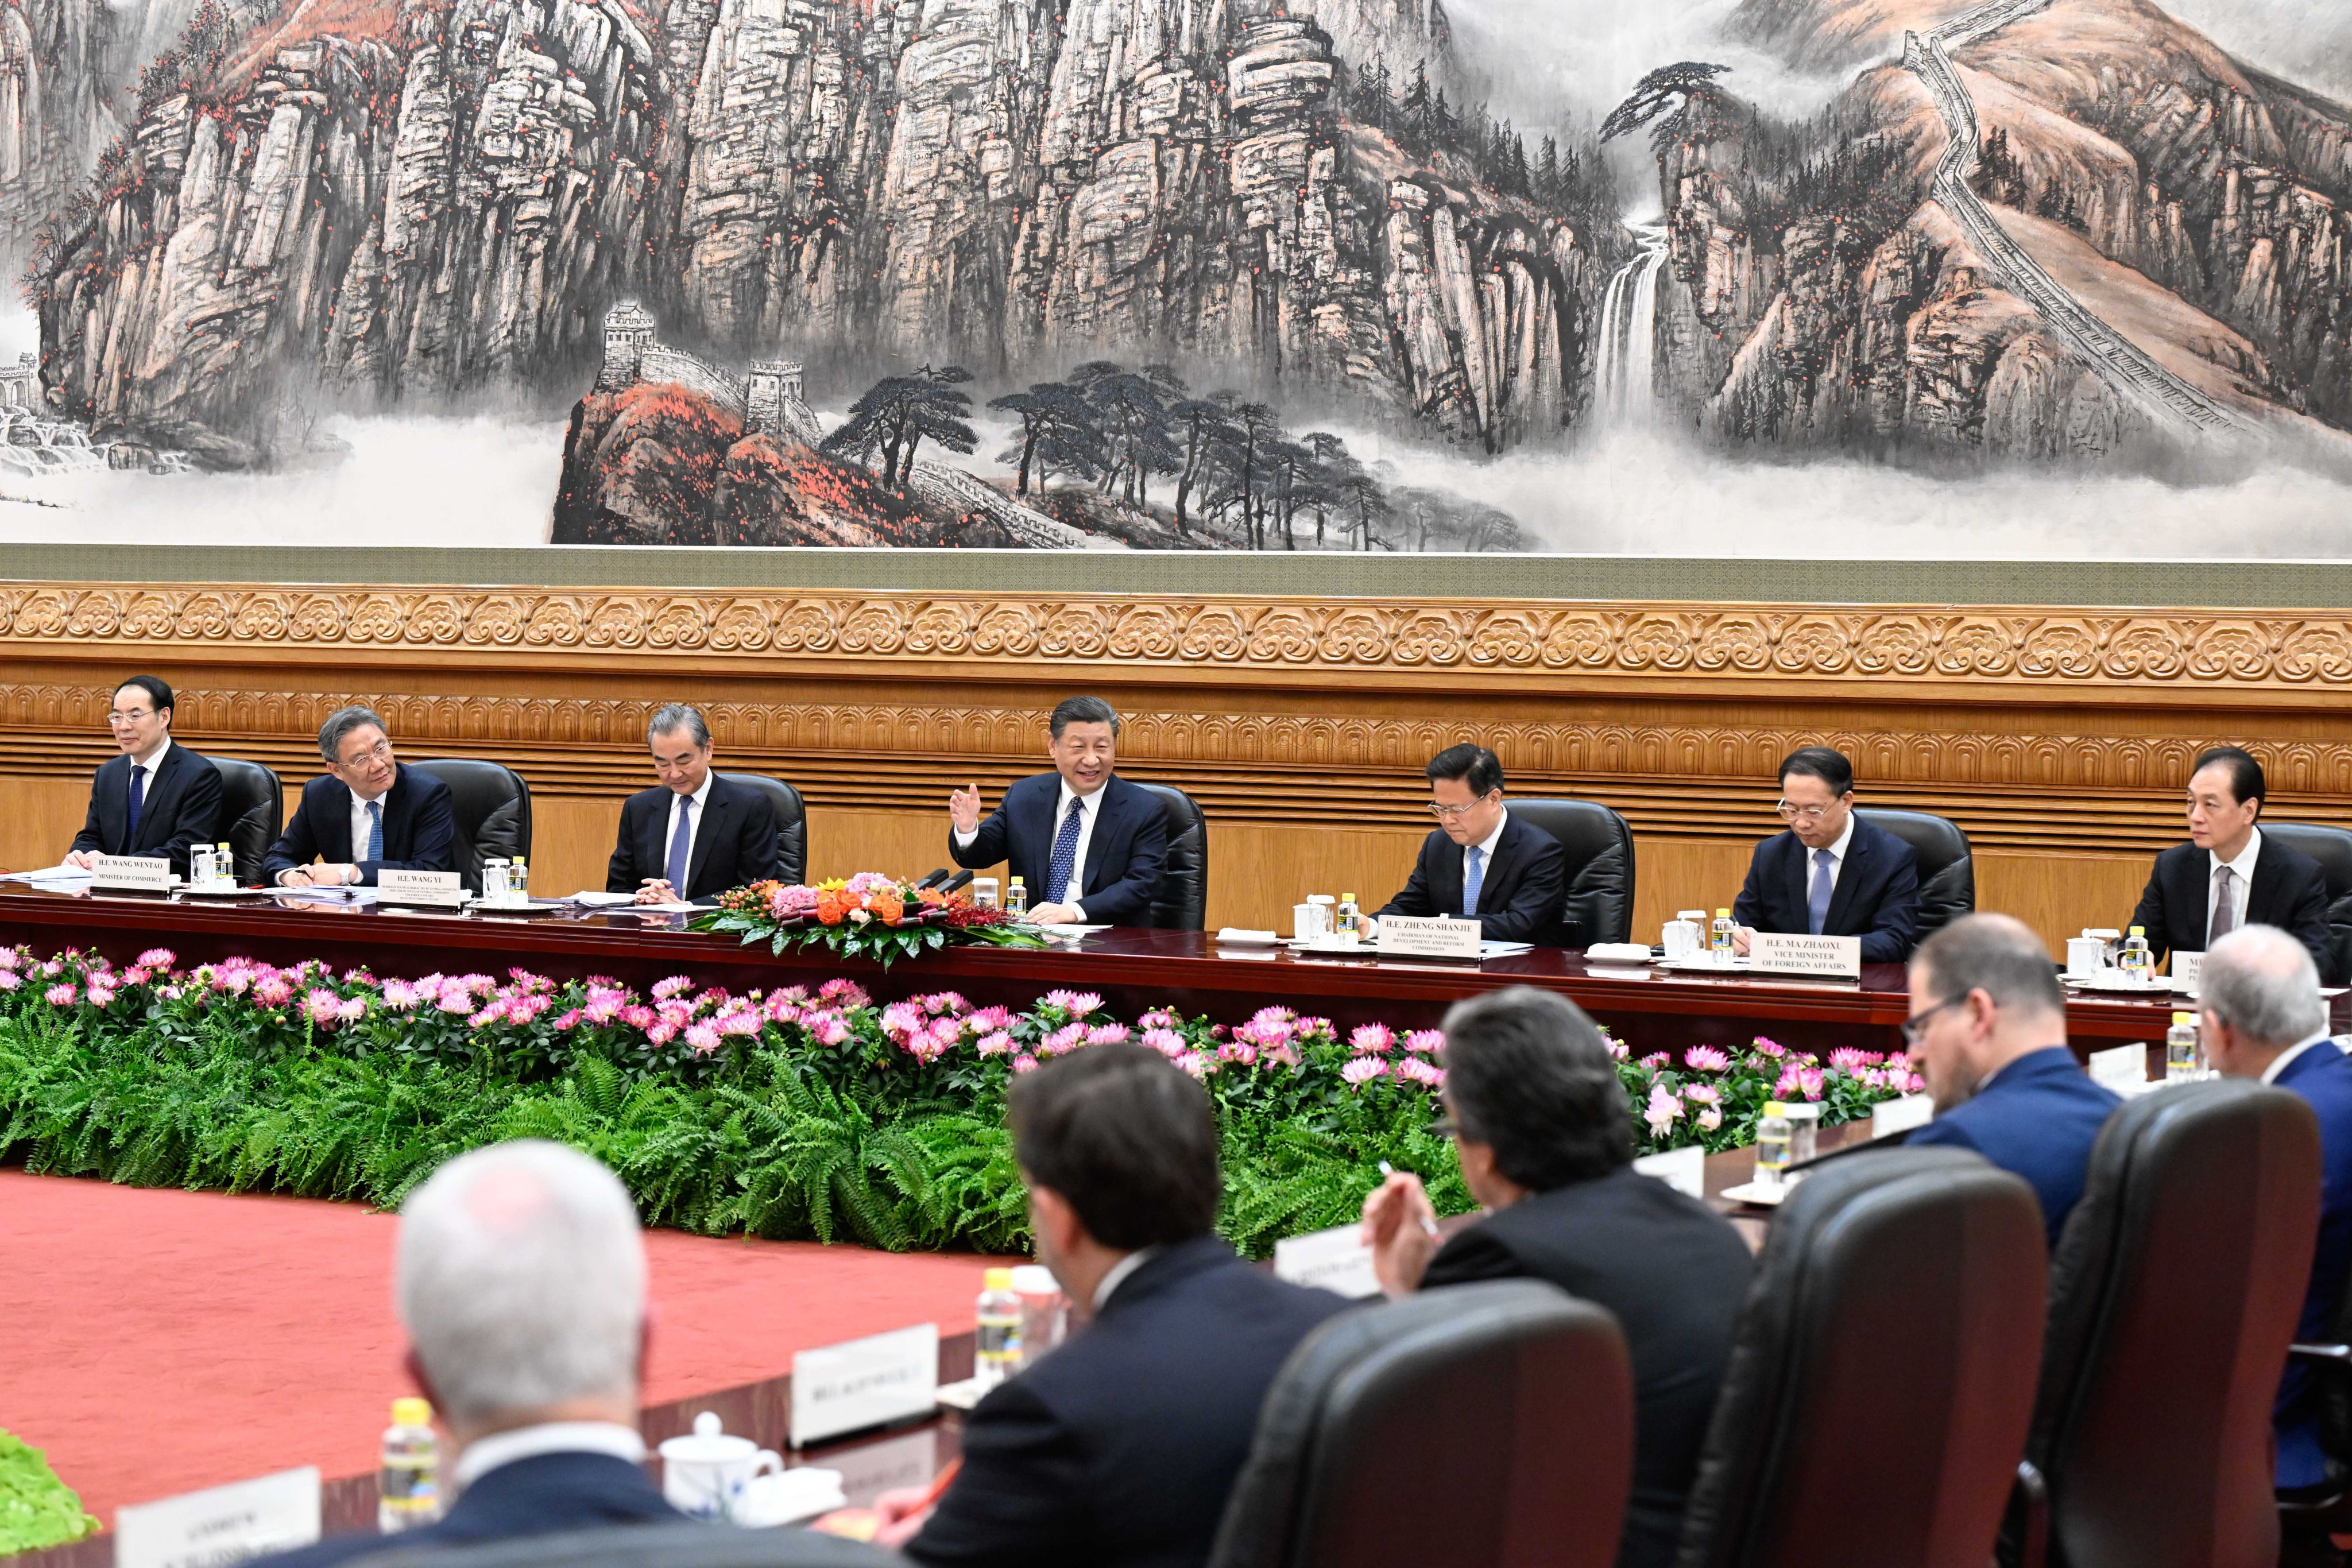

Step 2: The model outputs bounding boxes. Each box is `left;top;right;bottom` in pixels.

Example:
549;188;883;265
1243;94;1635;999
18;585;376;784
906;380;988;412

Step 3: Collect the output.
941;869;975;893
914;868;953;890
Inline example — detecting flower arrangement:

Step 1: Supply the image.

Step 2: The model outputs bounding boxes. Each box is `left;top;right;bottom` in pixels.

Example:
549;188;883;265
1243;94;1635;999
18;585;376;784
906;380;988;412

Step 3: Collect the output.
693;874;1049;966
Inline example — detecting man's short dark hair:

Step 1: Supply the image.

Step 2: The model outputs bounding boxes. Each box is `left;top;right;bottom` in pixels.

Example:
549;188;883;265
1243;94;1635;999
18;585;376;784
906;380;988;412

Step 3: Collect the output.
647;703;710;748
1440;988;1632;1191
114;675;173;721
1427;743;1504;797
1049;695;1120;740
2191;746;2265;809
318;704;388;764
1009;1043;1218;1248
1778;746;1854;796
1910;913;2064;1017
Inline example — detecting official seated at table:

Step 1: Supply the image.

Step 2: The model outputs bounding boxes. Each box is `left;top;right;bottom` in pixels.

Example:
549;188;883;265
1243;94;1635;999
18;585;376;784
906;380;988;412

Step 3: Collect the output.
1901;913;2122;1247
606;703;782;906
2127;746;2332;980
1731;745;1920;963
249;1141;679;1568
1361;987;1753;1568
264;706;457;888
880;1042;1349;1567
947;695;1169;927
63;674;222;881
1372;744;1566;946
2200;925;2352;1494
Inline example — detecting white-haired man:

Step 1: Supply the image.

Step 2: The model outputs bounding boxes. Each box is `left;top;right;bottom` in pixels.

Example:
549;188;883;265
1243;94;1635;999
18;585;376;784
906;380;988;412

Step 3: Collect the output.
254;1141;679;1567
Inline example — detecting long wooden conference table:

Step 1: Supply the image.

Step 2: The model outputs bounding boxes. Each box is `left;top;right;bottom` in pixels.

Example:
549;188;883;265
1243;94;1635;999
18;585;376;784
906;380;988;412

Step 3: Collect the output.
2;883;2326;1058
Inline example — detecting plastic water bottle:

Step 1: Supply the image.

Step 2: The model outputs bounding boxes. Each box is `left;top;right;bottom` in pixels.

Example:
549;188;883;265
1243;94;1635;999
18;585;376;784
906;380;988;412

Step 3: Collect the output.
216;842;234;886
378;1397;442;1532
1005;876;1028;917
1711;908;1736;964
1754;1101;1792;1189
189;843;215;888
1012;1264;1069;1370
1336;893;1361;939
975;1268;1021;1389
2118;927;2153;985
2167;1011;2200;1082
481;859;510;904
509;857;529;900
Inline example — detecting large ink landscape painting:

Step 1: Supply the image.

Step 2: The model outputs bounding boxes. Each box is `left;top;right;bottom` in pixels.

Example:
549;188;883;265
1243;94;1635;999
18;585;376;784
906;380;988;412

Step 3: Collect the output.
2;0;2351;552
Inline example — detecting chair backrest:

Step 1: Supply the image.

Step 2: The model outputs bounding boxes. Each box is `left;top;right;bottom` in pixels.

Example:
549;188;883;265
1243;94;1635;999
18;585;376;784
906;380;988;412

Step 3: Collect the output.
1676;1148;2047;1568
2257;821;2352;984
407;758;532;895
1209;1279;1633;1568
1134;781;1208;931
715;773;807;886
2031;1080;2322;1568
1508;797;1635;945
206;756;282;888
1853;807;1974;939
357;1519;902;1568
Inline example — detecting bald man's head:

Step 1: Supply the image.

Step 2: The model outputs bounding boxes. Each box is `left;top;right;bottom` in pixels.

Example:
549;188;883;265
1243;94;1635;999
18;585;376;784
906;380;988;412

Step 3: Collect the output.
2203;925;2326;1051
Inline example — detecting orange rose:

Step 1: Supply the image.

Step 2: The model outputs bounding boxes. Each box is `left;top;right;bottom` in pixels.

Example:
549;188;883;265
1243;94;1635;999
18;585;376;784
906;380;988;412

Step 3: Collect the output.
816;891;845;926
872;893;905;927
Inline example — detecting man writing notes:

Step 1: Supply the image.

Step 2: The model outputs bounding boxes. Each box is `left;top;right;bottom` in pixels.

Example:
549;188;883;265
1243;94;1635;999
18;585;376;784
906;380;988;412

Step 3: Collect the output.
2127;746;2332;980
1731;745;1920;963
606;704;782;905
265;706;457;888
1375;744;1566;944
948;695;1169;927
63;675;221;880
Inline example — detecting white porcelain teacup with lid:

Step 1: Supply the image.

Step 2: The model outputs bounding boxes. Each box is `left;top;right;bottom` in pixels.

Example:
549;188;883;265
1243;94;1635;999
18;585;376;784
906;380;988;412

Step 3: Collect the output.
656;1411;784;1521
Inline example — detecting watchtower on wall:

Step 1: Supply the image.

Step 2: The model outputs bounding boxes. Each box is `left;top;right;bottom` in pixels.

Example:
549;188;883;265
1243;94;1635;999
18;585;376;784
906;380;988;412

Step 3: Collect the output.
598;301;657;392
746;360;819;443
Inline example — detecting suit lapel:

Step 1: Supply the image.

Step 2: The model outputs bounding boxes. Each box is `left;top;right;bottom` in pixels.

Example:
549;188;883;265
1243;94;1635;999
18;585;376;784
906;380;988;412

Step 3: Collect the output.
1783;831;1811;928
1077;779;1122;895
1473;819;1525;911
687;780;730;892
2172;846;2211;943
2247;839;2288;925
320;779;355;862
1823;826;1869;934
132;748;186;851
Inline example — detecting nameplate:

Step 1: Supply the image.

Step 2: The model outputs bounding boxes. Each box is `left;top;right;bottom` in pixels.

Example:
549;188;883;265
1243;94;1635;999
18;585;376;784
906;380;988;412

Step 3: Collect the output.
2172;950;2203;990
1871;1094;1937;1138
117;1466;320;1568
1272;1223;1383;1299
2087;1042;2150;1090
1374;915;1484;961
92;854;174;891
377;869;466;907
791;1323;937;1449
1748;932;1863;978
1633;1143;1708;1198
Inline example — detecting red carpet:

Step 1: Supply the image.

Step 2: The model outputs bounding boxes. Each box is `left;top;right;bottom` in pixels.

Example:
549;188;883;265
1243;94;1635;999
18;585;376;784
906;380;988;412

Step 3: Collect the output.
0;1171;1005;1526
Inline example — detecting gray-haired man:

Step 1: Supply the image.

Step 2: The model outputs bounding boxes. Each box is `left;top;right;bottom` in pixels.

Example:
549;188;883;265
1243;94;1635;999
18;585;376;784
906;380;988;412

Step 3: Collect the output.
606;703;783;904
264;705;457;887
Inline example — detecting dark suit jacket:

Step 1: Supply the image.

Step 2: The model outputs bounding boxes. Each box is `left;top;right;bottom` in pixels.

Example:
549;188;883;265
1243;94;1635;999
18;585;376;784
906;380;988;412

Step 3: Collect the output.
69;743;222;880
1732;816;1921;963
606;777;782;903
2128;836;2334;981
1907;1047;2121;1249
1376;811;1567;945
250;1451;683;1568
263;764;458;886
908;1234;1351;1568
1421;1166;1755;1568
948;772;1169;927
2272;1039;2352;1488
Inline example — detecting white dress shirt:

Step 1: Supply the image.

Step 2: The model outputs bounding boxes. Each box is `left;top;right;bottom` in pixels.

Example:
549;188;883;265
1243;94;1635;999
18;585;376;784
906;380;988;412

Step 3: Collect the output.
1462;807;1510;916
126;736;171;820
451;1420;647;1489
2209;826;2263;943
2261;1025;2334;1086
350;781;392;870
662;771;717;887
1808;814;1856;907
954;779;1105;916
1093;1245;1159;1313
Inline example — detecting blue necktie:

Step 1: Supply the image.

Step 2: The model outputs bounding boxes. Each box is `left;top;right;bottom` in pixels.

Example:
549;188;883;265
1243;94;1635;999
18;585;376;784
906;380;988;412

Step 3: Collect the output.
1808;848;1835;935
365;800;384;862
1463;845;1484;917
666;797;694;891
126;764;146;843
1047;799;1084;905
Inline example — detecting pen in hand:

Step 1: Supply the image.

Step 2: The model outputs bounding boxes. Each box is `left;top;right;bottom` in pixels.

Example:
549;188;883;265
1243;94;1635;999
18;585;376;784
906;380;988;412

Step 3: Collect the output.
1376;1161;1443;1238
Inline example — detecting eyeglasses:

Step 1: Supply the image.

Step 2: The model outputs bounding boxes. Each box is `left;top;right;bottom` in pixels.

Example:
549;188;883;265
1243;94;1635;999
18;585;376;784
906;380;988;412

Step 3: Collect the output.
106;709;154;726
1900;994;1964;1047
1776;800;1839;822
337;740;393;766
1428;795;1498;820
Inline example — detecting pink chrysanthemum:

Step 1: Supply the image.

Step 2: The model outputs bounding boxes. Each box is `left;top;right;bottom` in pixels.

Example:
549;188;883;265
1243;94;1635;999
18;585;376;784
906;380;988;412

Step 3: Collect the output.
1350;1023;1396;1055
1404;1029;1445;1055
1683;1046;1730;1073
1340;1056;1387;1089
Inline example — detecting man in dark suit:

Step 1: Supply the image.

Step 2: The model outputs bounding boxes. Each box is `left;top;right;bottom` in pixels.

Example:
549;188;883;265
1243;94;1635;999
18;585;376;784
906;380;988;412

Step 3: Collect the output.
2200;924;2352;1493
1902;913;2122;1248
249;1140;682;1568
63;674;222;880
1732;745;1920;963
606;703;782;904
881;1043;1351;1567
2128;746;2333;981
1363;988;1753;1568
264;706;457;888
1374;743;1566;945
948;695;1169;927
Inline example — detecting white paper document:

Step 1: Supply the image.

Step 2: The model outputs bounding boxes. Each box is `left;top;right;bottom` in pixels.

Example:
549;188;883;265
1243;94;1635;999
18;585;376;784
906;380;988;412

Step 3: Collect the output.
1633;1144;1708;1198
2;865;93;884
117;1466;320;1568
570;890;640;907
1273;1224;1384;1299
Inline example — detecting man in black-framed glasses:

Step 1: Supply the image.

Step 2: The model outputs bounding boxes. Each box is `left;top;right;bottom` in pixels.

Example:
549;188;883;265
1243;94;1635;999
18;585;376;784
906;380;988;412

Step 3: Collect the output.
1372;743;1567;946
1729;745;1921;963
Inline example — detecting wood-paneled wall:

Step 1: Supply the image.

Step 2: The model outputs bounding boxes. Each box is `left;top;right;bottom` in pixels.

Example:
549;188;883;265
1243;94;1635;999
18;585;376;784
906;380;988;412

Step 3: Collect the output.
1;582;2342;954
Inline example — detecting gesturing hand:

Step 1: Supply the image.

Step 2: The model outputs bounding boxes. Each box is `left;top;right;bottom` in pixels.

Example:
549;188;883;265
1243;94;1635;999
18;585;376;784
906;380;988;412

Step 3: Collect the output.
1361;1171;1440;1298
949;784;983;835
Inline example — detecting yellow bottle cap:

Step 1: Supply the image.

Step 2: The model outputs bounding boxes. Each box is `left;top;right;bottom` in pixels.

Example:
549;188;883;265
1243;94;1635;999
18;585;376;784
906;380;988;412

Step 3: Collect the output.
1009;876;1024;885
1763;1101;1786;1116
2173;1012;2195;1025
984;1268;1015;1291
2129;926;2145;936
1343;893;1356;901
392;1396;432;1427
1716;908;1731;918
512;857;526;867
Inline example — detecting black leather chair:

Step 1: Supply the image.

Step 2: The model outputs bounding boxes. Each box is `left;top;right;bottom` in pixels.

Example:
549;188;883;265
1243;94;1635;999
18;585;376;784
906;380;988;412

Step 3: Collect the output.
715;772;807;887
205;756;282;888
2258;821;2352;985
1854;807;1974;939
356;1520;900;1568
1677;1147;2047;1568
2016;1080;2321;1568
408;758;532;895
1135;781;1208;931
1508;797;1635;946
1209;1279;1633;1568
